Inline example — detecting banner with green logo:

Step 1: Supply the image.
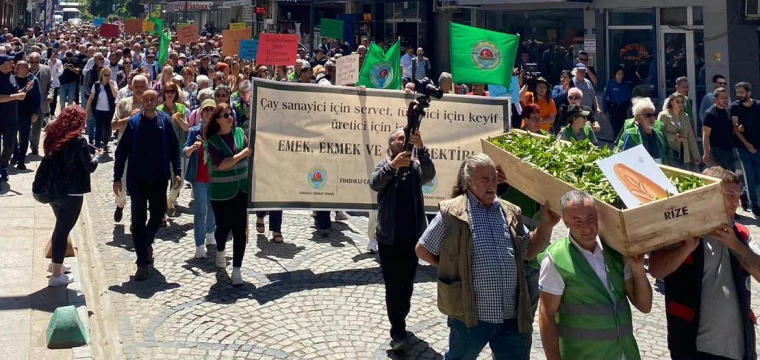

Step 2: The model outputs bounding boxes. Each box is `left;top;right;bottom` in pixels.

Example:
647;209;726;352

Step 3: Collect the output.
356;40;401;90
320;18;343;40
450;22;519;88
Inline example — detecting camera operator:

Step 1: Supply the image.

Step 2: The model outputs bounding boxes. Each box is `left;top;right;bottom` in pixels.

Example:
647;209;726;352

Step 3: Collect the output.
369;127;435;351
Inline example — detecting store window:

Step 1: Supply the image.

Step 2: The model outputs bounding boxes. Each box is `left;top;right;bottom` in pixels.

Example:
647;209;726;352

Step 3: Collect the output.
383;1;427;49
486;10;584;85
607;9;657;98
661;7;687;26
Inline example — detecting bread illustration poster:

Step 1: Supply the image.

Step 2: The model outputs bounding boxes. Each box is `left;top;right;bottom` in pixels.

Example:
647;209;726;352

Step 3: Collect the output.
596;145;678;208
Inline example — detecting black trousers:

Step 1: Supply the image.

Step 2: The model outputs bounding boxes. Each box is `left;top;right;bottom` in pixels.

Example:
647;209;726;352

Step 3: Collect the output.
378;239;419;340
49;87;59;116
13;115;31;165
672;352;737;360
50;195;83;264
211;190;247;267
130;183;168;266
0;123;16;169
93;109;114;150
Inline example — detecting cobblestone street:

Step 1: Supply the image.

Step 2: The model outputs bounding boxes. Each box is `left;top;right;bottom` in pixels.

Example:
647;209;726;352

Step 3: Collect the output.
83;155;760;360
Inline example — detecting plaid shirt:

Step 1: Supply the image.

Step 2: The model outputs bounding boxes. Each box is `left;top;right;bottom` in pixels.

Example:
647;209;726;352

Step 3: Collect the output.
420;192;530;323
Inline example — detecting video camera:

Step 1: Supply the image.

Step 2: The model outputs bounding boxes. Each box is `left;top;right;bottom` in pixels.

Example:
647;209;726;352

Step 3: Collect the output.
403;77;443;153
522;62;541;88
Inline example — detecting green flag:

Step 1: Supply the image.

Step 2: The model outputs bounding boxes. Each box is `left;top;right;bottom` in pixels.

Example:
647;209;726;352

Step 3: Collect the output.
357;41;401;90
450;22;519;88
149;17;163;36
158;28;170;67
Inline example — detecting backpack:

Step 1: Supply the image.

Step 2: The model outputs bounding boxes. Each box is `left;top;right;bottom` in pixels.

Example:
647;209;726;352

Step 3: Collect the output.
32;151;63;204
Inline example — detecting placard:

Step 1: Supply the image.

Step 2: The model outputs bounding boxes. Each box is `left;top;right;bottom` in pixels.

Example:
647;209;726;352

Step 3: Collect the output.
142;21;154;33
256;33;298;66
248;79;510;211
335;53;359;86
239;39;259;60
320;18;343;40
99;24;120;38
93;17;104;27
124;19;143;34
230;22;245;30
597;145;678;208
489;85;507;97
177;24;199;45
221;27;251;58
584;38;597;52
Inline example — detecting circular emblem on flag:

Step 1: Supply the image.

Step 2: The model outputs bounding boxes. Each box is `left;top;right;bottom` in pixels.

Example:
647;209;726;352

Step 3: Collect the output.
471;41;502;70
370;61;395;89
422;177;438;194
307;165;328;190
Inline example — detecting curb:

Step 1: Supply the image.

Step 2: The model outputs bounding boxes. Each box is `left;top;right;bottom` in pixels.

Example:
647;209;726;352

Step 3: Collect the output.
73;196;126;360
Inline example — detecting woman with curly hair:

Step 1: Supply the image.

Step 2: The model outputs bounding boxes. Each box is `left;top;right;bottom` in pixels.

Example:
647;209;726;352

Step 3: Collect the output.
38;105;102;286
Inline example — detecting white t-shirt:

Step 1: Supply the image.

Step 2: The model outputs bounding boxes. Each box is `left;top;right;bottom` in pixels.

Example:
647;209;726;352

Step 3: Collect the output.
91;81;116;111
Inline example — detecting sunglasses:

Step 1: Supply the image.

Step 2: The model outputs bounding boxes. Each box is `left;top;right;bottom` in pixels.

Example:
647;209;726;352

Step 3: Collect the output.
165;89;176;94
219;112;232;119
718;82;727;86
641;113;656;118
568;95;581;100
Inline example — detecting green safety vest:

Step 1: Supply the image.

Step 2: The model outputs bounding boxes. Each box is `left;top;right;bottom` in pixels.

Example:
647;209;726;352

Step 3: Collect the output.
562;124;594;143
205;127;249;201
540;237;641;360
616;123;673;165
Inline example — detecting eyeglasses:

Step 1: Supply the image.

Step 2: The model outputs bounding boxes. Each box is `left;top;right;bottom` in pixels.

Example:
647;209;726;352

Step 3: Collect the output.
641;113;656;118
201;108;213;113
165;89;176;94
215;93;228;98
568;95;581;100
219;112;232;118
718;82;727;86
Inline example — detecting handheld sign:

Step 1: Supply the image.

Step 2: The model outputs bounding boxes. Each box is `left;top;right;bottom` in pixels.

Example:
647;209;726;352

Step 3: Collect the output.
230;22;245;30
256;33;298;66
99;24;120;38
489;85;507;97
221;28;251;58
320;18;343;40
124;19;143;34
177;24;199;45
93;18;104;27
142;21;154;33
239;39;259;60
335;53;359;86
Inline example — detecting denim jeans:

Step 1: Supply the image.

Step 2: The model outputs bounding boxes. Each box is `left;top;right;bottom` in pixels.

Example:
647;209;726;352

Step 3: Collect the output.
192;182;215;246
93;109;114;149
86;109;95;144
59;82;76;110
444;318;528;360
738;148;760;208
710;147;735;172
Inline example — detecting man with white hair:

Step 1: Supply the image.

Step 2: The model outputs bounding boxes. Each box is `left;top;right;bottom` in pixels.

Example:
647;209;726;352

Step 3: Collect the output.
555;87;601;134
110;74;149;223
27;52;53;155
416;153;560;359
617;97;672;164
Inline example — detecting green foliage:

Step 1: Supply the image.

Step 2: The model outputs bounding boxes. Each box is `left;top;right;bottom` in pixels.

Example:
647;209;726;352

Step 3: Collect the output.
491;132;705;209
107;14;120;23
87;0;111;18
114;0;142;18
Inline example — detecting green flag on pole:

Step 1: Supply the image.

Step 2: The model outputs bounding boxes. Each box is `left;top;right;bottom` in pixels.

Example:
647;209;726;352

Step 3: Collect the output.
149;17;163;36
158;28;170;67
450;22;519;88
356;40;401;90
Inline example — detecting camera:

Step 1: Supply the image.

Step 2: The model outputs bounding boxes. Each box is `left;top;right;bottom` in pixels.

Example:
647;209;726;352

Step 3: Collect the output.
522;62;541;88
413;77;443;99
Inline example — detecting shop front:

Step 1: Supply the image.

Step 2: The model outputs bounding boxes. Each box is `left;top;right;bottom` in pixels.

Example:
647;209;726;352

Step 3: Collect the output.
275;0;346;46
165;1;216;29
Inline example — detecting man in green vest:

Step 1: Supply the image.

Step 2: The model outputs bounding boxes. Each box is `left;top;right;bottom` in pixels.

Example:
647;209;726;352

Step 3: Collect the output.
615;97;673;165
538;190;652;360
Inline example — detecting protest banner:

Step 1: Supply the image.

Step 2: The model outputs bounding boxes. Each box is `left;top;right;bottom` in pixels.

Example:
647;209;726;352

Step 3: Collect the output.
230;22;246;30
124;19;143;34
221;28;251;58
93;18;104;27
99;24;119;38
256;33;298;66
335;53;359;86
320;18;343;40
177;24;199;45
248;80;510;211
142;21;154;33
239;39;259;60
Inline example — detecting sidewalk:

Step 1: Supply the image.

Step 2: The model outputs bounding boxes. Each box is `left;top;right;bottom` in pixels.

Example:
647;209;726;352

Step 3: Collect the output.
0;156;93;360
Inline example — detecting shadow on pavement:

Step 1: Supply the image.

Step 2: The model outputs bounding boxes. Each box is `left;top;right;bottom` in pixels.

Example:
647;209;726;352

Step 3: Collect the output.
0;287;79;313
309;222;358;247
106;224;134;252
385;333;443;360
254;234;305;260
108;267;180;299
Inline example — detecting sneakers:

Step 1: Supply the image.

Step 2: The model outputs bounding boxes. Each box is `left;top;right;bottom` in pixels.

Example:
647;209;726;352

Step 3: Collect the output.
48;273;74;287
215;250;226;269
47;263;72;273
134;266;150;281
335;211;348;221
206;232;216;246
231;267;243;286
195;245;207;259
367;239;378;254
114;206;124;222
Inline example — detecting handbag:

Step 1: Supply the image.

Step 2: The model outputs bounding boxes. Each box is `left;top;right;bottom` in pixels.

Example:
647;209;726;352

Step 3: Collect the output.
32;153;61;204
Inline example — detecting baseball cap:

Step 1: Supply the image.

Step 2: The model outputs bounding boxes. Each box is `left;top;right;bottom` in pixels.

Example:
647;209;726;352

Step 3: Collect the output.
0;54;13;64
200;99;216;111
575;63;587;70
567;104;591;119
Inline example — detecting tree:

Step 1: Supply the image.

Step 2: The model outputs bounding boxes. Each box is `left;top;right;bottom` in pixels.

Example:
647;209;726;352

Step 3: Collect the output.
88;0;111;18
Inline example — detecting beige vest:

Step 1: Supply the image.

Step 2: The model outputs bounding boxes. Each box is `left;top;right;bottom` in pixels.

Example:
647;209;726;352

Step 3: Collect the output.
436;195;533;332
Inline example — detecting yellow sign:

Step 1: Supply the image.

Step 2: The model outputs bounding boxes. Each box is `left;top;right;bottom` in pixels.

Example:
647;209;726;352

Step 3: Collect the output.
142;21;155;33
230;23;245;30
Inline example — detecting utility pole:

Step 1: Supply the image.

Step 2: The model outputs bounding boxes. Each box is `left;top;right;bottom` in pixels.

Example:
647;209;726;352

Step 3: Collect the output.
308;0;315;55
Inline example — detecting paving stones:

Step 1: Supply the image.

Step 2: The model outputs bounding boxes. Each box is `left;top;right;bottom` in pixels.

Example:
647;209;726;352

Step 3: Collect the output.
84;156;760;359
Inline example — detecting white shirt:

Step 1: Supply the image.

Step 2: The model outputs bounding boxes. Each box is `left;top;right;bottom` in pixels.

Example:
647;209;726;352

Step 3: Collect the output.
401;53;414;79
48;60;63;88
539;234;632;298
92;80;116;111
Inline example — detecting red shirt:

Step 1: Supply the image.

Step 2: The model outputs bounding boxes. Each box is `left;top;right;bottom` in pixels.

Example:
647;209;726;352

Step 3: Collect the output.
195;144;210;183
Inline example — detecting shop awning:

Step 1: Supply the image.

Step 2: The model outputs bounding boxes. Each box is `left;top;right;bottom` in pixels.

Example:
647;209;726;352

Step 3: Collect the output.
452;0;590;5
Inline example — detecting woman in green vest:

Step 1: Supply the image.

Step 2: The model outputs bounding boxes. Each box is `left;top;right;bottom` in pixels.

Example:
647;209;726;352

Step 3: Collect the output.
557;104;599;146
617;97;673;165
158;81;190;217
204;103;250;286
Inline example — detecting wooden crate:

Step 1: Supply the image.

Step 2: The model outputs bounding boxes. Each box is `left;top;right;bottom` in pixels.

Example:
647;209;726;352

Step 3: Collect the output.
482;131;730;256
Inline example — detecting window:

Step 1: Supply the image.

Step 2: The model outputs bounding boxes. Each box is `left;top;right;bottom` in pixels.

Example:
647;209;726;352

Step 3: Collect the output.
661;7;688;26
608;29;656;98
692;7;703;26
608;9;653;26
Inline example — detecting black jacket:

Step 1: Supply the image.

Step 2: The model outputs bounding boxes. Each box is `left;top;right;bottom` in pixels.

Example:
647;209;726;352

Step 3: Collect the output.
369;147;436;245
50;136;98;195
